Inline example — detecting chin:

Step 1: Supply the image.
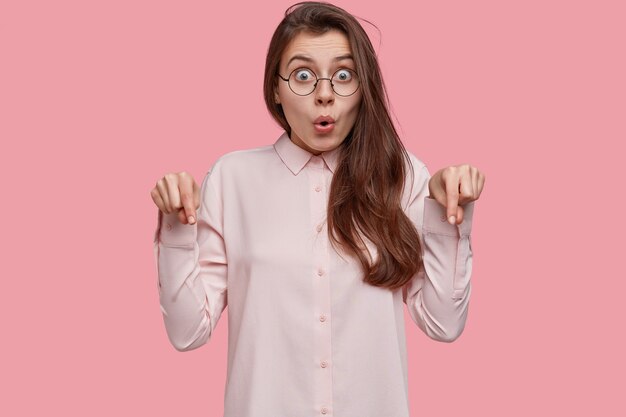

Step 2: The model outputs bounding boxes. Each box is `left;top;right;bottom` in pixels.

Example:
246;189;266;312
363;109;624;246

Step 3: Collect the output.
310;139;338;150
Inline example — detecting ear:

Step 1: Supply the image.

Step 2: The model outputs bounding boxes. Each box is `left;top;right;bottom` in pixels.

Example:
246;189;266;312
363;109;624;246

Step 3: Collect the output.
273;75;281;104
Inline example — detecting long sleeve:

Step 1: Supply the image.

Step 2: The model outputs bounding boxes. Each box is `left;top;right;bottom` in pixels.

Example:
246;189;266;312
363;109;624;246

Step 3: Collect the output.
402;164;475;343
152;170;228;352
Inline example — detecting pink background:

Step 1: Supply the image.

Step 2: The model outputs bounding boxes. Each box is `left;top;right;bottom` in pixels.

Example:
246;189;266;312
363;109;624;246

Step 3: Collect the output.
1;0;624;415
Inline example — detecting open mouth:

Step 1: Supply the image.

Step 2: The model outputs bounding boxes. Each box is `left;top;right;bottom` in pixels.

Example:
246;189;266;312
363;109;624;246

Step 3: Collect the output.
313;116;335;133
313;120;335;133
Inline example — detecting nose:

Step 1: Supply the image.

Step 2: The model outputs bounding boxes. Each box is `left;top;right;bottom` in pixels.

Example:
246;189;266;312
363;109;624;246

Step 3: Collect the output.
315;78;335;105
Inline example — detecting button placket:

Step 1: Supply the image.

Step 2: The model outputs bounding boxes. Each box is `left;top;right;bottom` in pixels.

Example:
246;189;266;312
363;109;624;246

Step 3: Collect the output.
307;155;333;415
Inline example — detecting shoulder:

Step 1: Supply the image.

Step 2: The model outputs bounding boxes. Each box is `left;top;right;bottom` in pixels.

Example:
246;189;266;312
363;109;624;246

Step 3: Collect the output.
403;150;429;189
206;143;275;179
404;150;427;173
201;142;280;198
401;150;430;209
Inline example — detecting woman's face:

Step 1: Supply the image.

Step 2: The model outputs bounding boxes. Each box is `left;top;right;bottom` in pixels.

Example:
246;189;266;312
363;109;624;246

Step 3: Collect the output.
275;29;362;155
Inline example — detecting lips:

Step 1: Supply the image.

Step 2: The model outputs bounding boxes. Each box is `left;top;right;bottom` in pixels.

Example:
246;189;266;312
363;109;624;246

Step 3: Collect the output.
313;115;335;126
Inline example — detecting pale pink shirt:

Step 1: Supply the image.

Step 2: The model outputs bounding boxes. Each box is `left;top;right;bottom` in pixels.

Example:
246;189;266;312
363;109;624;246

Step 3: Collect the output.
153;131;475;417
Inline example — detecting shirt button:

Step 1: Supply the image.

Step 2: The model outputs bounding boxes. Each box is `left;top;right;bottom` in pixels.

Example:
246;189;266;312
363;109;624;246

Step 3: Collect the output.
166;223;172;230
317;269;325;276
319;314;326;322
440;214;447;222
314;185;322;192
321;407;328;414
320;360;328;368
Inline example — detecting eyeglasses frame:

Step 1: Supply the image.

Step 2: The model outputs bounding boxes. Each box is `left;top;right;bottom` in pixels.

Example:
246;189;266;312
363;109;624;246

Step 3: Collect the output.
276;66;360;97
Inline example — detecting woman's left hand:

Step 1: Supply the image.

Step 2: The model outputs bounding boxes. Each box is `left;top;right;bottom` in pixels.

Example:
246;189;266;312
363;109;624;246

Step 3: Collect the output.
428;164;485;225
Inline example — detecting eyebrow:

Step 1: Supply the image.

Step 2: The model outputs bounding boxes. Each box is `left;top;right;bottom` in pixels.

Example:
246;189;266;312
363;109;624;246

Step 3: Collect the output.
286;53;354;68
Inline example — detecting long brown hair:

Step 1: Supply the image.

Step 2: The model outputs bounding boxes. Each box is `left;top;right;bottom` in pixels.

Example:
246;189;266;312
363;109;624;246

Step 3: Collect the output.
263;1;423;291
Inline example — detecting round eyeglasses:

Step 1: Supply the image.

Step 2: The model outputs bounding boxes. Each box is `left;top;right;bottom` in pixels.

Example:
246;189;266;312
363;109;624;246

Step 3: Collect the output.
277;67;360;97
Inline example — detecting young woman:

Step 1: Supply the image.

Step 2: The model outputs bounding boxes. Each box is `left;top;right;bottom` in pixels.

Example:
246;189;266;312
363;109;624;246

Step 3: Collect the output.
150;2;485;416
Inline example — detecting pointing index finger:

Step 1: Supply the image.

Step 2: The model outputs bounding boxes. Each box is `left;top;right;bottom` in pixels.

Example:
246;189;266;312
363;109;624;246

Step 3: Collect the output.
445;176;460;225
180;178;197;224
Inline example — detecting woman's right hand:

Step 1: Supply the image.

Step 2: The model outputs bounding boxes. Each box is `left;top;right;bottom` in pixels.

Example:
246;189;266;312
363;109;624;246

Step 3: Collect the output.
150;171;200;225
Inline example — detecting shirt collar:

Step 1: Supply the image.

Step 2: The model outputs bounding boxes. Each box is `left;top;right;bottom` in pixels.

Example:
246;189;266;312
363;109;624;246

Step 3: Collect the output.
273;131;342;175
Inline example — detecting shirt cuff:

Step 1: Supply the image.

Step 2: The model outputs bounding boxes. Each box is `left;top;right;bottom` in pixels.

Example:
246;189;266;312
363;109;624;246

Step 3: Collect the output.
423;197;475;237
156;209;197;246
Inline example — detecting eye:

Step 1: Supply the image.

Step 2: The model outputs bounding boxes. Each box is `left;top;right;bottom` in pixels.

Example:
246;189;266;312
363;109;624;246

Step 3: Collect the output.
334;69;353;82
293;68;314;81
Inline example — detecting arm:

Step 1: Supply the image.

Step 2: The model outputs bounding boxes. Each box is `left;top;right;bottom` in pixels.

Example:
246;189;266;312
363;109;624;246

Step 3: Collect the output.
403;164;475;342
152;171;228;351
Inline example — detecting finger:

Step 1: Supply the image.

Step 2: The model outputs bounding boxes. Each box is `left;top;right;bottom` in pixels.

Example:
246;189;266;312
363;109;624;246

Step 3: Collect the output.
471;168;479;200
179;176;197;224
151;188;167;214
455;170;475;224
456;205;465;225
477;173;485;198
156;180;172;213
193;180;201;210
178;208;188;225
165;174;182;214
459;173;474;206
445;173;460;224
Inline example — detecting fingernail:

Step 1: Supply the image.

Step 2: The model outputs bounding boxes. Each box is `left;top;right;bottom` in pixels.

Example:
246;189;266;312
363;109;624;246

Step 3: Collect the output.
448;215;456;225
188;216;195;224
